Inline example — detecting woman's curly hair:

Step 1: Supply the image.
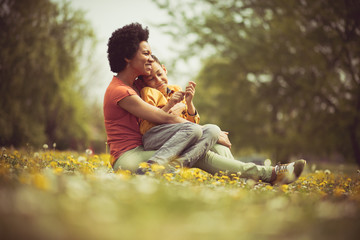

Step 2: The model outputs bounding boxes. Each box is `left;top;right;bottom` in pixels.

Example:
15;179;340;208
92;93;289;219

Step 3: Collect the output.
107;23;149;73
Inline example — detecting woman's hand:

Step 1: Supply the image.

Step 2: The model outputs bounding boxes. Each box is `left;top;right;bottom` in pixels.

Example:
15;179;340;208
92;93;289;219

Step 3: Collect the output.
218;131;232;149
169;102;186;116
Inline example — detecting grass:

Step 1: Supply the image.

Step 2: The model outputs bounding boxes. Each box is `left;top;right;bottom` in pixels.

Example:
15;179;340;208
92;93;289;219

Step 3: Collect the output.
0;147;359;240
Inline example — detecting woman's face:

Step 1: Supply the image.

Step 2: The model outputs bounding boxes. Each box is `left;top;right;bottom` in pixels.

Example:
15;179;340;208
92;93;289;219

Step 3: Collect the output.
127;41;153;76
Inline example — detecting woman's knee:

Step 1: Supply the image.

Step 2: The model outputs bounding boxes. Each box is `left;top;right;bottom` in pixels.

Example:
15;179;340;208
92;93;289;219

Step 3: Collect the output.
202;124;221;140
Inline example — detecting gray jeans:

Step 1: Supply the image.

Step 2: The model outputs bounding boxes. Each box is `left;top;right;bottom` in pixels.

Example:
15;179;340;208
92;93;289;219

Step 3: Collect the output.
142;122;221;167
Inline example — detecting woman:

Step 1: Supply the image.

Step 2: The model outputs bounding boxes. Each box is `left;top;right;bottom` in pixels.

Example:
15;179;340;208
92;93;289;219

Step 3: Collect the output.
103;23;306;185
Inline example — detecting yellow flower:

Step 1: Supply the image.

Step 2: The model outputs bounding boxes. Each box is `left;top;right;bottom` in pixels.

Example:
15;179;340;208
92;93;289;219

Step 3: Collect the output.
280;184;289;192
221;175;229;180
33;173;50;190
139;162;150;169
54;167;63;174
319;181;327;187
333;187;346;197
49;161;57;168
151;164;165;173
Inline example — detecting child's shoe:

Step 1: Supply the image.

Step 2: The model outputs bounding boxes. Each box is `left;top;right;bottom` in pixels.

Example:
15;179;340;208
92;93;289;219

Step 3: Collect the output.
271;159;306;185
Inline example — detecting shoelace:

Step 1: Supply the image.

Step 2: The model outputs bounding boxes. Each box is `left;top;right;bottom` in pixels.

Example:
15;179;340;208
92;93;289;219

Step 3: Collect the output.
275;162;289;174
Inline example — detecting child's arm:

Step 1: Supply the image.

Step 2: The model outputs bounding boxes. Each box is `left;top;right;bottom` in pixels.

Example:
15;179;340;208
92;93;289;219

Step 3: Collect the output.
185;81;197;115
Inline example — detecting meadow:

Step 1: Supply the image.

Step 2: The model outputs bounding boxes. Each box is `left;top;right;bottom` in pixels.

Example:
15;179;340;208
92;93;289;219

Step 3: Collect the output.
0;146;359;240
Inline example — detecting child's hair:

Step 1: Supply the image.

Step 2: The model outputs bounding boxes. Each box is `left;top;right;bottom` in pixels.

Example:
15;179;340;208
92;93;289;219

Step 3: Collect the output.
151;54;161;65
107;23;149;73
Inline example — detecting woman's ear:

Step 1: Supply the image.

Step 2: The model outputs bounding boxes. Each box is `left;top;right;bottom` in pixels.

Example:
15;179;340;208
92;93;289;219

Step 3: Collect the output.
125;58;130;63
162;64;167;74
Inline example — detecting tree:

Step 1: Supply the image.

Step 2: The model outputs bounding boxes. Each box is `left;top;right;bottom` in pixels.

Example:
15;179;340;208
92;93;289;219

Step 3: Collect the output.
0;0;96;149
154;0;360;164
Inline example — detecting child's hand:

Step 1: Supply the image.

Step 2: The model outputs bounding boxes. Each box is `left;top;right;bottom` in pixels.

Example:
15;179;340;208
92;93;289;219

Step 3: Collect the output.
169;91;185;107
185;81;196;104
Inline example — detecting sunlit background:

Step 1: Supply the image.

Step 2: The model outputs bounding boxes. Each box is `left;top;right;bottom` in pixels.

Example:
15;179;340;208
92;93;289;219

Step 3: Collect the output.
1;1;360;239
54;0;195;103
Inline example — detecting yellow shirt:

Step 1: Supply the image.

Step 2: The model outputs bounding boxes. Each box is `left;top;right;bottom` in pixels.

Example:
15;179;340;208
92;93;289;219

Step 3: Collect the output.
140;85;200;135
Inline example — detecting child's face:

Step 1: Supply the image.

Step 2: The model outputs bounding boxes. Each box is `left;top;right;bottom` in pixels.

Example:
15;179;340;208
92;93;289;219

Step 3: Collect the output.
143;62;168;94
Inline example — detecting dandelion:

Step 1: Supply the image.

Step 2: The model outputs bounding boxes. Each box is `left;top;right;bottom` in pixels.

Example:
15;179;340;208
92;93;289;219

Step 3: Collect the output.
281;184;289;192
78;156;86;163
264;159;272;166
324;169;331;175
54;167;63;174
43;144;48;150
151;164;165;173
49;161;57;168
139;162;150;169
85;149;93;155
333;187;346;197
246;179;256;187
311;164;317;172
33;173;50;190
53;143;56;148
319;181;327;187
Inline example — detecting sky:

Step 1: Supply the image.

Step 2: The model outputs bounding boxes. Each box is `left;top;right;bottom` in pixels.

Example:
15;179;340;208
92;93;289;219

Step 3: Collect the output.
54;0;190;103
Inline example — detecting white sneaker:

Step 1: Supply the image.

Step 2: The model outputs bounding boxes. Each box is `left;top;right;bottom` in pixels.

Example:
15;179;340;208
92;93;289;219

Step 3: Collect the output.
271;159;306;185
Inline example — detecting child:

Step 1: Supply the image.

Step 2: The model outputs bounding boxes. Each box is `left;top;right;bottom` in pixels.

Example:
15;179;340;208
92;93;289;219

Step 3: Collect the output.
140;55;199;134
137;55;223;169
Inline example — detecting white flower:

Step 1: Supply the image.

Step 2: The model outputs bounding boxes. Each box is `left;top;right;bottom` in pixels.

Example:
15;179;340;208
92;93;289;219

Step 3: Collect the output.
43;144;48;149
85;149;93;155
264;159;272;166
78;156;86;163
53;143;56;148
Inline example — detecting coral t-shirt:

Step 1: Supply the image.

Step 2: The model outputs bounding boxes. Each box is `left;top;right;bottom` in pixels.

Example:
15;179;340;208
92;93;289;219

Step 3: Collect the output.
103;76;142;165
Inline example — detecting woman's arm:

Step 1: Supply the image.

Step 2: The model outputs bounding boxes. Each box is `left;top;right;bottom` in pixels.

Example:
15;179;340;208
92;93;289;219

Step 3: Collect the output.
118;94;187;124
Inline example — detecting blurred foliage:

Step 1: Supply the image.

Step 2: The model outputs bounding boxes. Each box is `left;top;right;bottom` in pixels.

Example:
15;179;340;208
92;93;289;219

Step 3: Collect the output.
0;148;360;240
153;0;360;165
0;0;98;150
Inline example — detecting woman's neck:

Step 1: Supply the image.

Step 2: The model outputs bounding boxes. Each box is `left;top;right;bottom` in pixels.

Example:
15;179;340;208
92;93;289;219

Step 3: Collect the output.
116;70;137;87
